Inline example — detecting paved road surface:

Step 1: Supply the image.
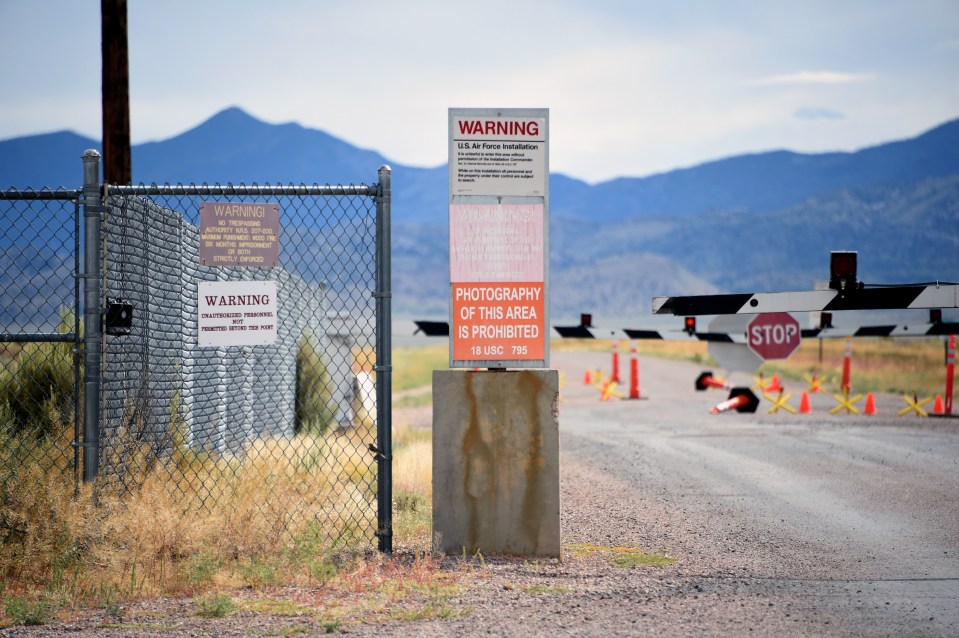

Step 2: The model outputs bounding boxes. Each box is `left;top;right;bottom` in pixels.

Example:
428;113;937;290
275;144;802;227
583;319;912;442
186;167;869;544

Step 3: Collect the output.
553;350;959;636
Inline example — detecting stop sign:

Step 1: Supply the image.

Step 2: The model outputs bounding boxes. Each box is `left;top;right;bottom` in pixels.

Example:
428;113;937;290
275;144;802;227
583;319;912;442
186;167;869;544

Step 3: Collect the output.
747;312;801;360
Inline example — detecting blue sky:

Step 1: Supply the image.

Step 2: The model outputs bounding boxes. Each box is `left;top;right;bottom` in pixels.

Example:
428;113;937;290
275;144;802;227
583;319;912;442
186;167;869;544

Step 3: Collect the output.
2;0;957;183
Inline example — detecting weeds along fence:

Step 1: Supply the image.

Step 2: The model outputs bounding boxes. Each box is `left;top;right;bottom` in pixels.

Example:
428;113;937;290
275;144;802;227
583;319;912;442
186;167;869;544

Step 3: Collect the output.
0;151;393;552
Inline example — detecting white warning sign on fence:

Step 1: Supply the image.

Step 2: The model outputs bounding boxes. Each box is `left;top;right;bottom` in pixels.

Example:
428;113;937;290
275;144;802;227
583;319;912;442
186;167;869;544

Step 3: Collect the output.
197;280;278;347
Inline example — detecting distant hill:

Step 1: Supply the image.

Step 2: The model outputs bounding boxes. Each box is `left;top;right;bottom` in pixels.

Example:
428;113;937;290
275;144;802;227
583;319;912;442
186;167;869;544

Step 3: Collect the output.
2;108;958;318
554;118;959;221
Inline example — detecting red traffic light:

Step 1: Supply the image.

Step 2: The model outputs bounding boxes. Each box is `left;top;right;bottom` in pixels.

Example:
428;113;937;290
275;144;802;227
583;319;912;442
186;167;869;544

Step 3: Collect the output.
684;316;696;335
829;251;858;291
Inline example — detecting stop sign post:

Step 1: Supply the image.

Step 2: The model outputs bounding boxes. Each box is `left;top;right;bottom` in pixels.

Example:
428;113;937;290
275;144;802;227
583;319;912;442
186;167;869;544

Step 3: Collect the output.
747;312;801;360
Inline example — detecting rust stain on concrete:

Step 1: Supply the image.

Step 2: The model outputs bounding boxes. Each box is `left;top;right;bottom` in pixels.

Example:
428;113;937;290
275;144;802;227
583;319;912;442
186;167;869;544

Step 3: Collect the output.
461;372;494;550
435;369;559;556
519;371;546;552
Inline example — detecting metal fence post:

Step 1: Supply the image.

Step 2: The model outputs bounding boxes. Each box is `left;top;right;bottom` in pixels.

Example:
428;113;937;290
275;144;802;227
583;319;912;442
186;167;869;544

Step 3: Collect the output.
81;150;102;482
375;165;393;553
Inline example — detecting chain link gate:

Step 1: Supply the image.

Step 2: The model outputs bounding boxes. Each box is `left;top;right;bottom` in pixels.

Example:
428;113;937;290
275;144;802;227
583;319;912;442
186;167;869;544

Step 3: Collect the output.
0;189;84;490
0;151;393;553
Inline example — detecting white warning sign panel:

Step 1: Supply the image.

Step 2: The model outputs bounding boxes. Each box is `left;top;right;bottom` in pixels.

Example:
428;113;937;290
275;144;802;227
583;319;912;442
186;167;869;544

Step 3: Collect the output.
450;114;547;197
198;280;277;347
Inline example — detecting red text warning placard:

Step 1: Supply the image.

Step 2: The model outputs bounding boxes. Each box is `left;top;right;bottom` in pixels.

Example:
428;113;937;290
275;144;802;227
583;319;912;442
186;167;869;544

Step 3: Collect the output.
452;283;544;361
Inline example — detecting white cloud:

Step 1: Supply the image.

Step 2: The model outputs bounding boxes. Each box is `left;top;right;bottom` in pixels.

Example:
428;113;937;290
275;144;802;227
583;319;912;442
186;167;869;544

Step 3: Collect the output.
794;108;846;121
751;71;876;86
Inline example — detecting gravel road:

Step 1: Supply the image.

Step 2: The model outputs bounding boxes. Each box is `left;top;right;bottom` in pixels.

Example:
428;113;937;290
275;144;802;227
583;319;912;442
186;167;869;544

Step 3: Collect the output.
4;351;957;637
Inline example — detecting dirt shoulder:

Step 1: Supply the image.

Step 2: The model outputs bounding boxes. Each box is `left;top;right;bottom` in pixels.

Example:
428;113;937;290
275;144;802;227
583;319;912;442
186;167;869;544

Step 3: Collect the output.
1;451;830;638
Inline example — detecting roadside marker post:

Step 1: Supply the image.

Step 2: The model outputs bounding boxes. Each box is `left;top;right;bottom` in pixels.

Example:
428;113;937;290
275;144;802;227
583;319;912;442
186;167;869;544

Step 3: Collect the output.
947;335;956;415
626;341;646;400
840;338;853;394
611;340;621;384
931;334;956;418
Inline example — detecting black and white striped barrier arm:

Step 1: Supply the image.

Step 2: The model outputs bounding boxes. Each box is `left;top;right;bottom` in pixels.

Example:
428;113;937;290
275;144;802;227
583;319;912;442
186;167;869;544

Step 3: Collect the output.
616;324;957;340
418;320;959;340
621;328;747;343
803;323;959;338
552;325;628;340
412;320;450;337
652;285;959;316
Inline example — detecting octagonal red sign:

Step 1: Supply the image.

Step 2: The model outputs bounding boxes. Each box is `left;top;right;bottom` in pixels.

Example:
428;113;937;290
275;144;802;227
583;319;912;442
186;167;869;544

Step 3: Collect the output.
747;312;801;360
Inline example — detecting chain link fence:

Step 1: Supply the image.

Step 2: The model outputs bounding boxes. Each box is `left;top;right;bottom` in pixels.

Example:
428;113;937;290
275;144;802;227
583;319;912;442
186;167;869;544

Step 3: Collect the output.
0;190;82;484
0;153;393;553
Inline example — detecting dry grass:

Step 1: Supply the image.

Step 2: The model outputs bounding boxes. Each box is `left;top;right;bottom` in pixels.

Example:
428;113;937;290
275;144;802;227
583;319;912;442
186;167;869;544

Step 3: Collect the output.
0;337;446;626
0;342;21;362
0;401;445;626
390;417;433;551
0;426;374;601
393;344;450;392
762;337;951;396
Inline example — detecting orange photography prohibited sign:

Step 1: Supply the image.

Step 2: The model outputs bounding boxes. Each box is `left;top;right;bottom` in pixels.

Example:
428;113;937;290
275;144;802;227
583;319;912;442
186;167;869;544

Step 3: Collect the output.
452;282;545;361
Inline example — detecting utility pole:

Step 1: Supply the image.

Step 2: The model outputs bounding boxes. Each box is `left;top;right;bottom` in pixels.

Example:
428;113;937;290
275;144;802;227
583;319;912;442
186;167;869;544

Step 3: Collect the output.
101;0;131;184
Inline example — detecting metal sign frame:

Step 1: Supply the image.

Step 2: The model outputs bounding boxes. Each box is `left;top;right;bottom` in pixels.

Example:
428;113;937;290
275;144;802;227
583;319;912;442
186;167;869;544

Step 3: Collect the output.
448;107;550;369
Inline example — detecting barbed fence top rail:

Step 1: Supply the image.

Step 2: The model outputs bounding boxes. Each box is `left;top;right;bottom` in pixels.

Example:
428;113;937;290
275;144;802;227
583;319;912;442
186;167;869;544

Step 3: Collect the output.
105;183;380;197
0;188;83;200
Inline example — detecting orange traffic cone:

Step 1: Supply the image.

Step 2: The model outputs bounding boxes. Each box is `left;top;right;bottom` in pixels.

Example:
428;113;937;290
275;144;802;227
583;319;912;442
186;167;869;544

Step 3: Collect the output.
799;391;812;414
932;395;944;415
765;375;783;393
583;369;592;385
864;392;877;416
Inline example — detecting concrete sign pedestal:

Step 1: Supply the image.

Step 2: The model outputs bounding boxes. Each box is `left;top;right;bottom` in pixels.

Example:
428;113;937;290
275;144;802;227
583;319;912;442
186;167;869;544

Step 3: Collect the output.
432;369;560;557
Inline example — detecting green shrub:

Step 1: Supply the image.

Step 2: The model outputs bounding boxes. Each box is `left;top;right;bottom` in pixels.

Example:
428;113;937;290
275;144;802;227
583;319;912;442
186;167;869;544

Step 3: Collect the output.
294;332;336;435
0;310;77;439
4;596;54;626
193;592;235;618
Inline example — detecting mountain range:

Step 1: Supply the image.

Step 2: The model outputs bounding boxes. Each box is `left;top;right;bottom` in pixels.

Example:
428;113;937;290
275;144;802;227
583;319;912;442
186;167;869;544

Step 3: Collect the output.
3;107;958;321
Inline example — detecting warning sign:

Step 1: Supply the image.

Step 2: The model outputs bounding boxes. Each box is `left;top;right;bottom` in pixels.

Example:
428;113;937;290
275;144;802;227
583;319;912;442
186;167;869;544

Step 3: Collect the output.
448;107;549;368
199;202;279;267
450;115;546;197
198;280;277;347
451;283;545;361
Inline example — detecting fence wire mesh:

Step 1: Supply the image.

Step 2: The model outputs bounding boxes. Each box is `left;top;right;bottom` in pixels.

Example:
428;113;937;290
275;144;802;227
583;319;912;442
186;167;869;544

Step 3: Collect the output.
101;184;381;549
1;172;389;554
0;190;81;484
